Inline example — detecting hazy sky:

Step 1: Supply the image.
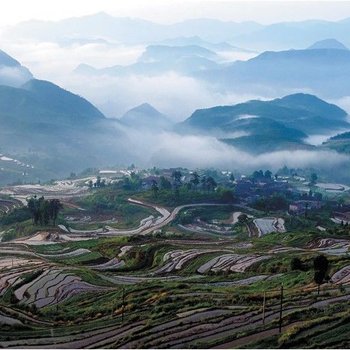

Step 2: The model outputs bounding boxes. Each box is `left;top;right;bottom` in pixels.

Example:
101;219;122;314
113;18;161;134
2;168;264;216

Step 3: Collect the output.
1;0;350;25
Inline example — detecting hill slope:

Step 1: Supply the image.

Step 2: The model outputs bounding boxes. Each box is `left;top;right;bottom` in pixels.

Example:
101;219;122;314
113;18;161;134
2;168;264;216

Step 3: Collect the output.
199;48;350;98
0;79;129;181
322;132;350;154
0;49;33;87
177;93;349;153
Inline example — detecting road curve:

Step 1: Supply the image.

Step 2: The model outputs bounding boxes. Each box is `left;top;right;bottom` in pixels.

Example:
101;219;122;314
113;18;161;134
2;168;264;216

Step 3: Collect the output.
98;200;232;237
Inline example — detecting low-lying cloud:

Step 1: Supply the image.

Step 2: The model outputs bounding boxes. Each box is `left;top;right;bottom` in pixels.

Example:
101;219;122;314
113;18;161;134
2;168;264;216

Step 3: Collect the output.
116;127;349;172
0;66;32;87
64;72;264;120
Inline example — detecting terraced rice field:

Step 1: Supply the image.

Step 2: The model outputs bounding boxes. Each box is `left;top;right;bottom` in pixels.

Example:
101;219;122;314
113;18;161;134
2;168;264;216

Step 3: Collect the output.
14;231;95;245
253;218;286;236
0;182;350;348
12;268;111;308
0;198;21;214
155;249;231;274
89;258;125;270
197;254;270;274
331;265;350;284
38;248;91;259
309;238;350;256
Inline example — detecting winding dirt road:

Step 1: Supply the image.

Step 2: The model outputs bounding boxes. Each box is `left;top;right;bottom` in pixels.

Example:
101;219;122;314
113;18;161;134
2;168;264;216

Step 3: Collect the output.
61;200;234;237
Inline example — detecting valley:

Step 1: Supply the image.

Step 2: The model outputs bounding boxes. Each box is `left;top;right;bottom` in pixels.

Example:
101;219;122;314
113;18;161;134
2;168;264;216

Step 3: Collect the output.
0;168;350;348
1;3;350;349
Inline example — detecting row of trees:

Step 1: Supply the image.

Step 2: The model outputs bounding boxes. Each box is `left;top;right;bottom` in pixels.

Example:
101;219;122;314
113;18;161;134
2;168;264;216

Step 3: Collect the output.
150;171;218;198
291;255;329;294
27;196;63;226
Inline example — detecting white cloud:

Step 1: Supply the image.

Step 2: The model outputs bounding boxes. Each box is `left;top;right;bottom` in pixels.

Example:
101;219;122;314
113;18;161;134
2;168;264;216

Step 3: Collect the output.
63;71;265;120
1;41;143;79
0;66;32;87
118;128;349;171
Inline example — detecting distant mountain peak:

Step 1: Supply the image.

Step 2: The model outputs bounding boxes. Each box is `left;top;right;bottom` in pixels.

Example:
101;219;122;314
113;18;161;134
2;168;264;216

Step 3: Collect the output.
121;102;171;130
122;102;164;119
307;38;348;50
73;63;97;75
130;102;160;114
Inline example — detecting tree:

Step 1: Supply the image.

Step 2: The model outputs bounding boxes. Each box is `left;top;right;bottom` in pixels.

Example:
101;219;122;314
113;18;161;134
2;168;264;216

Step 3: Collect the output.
190;172;200;190
238;213;248;224
172;170;182;198
49;199;63;226
160;176;171;190
264;170;272;180
221;190;234;203
151;179;159;198
27;196;37;224
290;257;303;271
26;196;63;226
229;173;235;182
88;180;93;189
314;255;329;272
310;173;318;185
313;255;329;294
314;270;325;295
39;198;50;226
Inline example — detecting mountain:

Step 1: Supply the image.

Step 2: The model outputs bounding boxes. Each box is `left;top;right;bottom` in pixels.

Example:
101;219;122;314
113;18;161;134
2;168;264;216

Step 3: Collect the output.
179;93;348;134
155;36;253;53
177;93;349;153
322;132;350;154
74;44;219;77
139;45;218;62
0;49;33;87
0;79;104;129
7;13;350;51
0;77;130;182
3;13;262;45
120;103;172;130
22;79;105;121
0;49;22;66
233;19;350;50
0;79;128;179
199;48;350;98
307;38;348;50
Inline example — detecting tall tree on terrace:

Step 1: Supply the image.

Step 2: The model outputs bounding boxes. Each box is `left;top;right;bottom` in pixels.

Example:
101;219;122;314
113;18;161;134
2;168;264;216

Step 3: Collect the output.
49;199;63;226
151;179;159;198
172;170;182;199
26;196;63;226
190;172;200;191
27;196;37;225
310;173;318;185
313;255;329;295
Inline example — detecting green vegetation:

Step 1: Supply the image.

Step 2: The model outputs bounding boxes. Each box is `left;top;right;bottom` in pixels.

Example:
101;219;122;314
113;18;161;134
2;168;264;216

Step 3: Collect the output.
0;168;350;349
27;196;63;226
